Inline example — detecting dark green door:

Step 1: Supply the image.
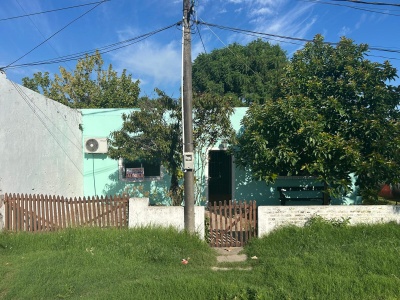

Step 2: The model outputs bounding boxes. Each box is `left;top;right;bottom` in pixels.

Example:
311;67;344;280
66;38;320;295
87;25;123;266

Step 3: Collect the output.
208;150;232;203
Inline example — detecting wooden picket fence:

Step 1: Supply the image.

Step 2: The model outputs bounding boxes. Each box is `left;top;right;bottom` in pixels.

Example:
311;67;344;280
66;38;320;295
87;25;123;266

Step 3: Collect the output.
207;200;257;247
4;193;129;232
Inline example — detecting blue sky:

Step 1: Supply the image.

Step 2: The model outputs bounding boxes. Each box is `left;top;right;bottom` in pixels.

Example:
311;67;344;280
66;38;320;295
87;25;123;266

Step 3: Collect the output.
1;0;399;98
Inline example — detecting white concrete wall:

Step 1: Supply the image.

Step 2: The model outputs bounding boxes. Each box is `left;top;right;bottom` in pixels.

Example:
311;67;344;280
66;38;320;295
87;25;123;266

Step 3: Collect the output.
0;73;83;197
258;205;400;236
0;195;4;231
129;198;205;239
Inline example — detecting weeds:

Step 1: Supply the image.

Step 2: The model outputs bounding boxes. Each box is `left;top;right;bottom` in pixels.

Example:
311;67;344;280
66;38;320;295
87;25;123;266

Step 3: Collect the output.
305;215;351;227
1;223;400;299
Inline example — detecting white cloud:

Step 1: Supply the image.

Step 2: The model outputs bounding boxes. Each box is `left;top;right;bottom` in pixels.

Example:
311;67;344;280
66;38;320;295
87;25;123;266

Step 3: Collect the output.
339;26;352;37
252;2;317;39
355;14;367;30
249;7;273;16
110;39;182;95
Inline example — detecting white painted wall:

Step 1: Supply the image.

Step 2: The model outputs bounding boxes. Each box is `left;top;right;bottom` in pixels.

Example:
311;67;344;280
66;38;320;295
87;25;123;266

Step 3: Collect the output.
258;205;400;236
0;195;4;231
0;73;83;197
129;198;205;239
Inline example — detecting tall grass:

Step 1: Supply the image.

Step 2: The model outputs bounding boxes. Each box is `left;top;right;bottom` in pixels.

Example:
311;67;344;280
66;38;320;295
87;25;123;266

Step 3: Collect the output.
1;221;400;299
245;218;400;299
0;227;218;299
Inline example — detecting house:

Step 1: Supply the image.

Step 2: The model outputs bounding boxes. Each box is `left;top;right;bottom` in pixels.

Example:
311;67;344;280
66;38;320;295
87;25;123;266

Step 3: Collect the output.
0;74;361;205
0;71;83;197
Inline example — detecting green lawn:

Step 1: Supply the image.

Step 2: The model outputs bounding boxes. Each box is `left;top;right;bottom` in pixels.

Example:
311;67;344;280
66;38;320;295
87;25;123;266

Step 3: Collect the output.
1;220;400;299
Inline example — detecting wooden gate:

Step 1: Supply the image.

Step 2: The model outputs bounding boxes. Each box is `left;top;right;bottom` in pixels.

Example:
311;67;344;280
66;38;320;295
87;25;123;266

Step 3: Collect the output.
4;193;128;232
206;200;257;247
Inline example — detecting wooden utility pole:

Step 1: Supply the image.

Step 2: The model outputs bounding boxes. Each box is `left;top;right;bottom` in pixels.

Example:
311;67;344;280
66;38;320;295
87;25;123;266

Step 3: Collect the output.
182;0;195;233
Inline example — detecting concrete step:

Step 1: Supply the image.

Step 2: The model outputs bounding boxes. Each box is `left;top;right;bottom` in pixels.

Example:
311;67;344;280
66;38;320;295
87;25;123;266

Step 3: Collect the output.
214;247;247;263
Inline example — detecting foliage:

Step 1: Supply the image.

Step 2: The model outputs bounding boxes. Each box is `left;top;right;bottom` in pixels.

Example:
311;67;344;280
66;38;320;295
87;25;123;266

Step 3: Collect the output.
192;39;288;106
108;90;182;205
304;215;351;228
22;51;140;108
204;215;210;243
108;91;235;205
235;35;400;200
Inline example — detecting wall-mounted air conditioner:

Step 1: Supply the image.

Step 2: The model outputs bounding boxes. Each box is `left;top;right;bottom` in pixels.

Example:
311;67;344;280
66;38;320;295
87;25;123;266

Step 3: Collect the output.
84;138;108;154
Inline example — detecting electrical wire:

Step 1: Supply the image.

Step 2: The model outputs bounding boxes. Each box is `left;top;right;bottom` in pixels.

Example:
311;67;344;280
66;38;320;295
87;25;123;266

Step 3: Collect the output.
1;22;180;70
192;5;207;53
326;0;400;8
4;0;108;69
300;0;400;16
196;17;267;96
10;81;83;175
195;22;207;54
11;82;82;152
196;20;400;55
15;0;74;72
0;1;110;22
366;54;400;61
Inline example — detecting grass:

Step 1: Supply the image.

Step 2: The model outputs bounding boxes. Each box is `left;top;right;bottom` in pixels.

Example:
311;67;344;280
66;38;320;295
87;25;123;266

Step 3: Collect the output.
1;221;400;299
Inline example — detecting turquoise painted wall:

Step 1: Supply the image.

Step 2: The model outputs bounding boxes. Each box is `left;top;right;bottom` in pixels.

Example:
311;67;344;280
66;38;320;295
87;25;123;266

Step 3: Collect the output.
82;109;130;197
81;107;361;205
82;109;172;204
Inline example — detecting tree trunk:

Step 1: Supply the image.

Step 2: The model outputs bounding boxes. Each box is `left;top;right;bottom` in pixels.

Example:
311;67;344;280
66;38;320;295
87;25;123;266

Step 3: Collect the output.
170;172;182;206
323;182;330;205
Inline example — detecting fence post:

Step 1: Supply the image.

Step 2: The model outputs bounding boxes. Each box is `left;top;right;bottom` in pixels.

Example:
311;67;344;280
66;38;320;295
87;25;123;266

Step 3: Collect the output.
0;194;4;232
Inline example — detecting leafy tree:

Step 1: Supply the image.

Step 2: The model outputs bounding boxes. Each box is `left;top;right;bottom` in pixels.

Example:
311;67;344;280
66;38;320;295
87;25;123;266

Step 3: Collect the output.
22;51;140;108
192;39;287;106
108;90;182;205
234;35;400;202
108;91;235;205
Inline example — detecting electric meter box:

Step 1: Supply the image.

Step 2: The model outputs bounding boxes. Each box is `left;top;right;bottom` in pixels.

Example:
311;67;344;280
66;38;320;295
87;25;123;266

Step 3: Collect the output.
183;152;194;170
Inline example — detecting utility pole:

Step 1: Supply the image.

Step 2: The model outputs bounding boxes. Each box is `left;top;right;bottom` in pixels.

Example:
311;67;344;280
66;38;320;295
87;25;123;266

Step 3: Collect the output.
182;0;195;233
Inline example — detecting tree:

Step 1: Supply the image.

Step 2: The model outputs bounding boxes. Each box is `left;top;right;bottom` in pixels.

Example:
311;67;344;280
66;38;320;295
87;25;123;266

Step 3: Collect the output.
108;91;235;205
22;51;140;108
234;35;400;202
192;39;288;106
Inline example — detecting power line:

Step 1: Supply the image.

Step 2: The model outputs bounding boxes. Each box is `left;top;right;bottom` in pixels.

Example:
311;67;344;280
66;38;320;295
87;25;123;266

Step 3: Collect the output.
1;22;180;70
197;17;265;86
0;1;110;22
11;81;82;152
201;21;305;48
3;0;108;69
196;20;400;55
192;5;207;53
10;81;83;175
300;0;400;16
15;0;75;73
326;0;400;8
195;22;207;54
366;54;400;61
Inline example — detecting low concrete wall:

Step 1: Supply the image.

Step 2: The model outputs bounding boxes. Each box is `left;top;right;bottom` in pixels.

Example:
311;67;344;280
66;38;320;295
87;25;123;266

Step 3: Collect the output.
258;205;400;237
128;198;205;240
0;195;4;232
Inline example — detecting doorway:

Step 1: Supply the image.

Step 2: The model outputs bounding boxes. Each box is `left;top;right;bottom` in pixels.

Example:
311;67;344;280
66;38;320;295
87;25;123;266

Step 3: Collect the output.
208;150;232;203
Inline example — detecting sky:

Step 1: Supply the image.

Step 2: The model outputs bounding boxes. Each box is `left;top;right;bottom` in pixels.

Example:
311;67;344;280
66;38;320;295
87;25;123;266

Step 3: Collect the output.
1;0;399;99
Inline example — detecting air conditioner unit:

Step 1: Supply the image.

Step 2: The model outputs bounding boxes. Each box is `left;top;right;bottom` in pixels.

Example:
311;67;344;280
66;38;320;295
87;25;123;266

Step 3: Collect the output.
84;138;108;154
